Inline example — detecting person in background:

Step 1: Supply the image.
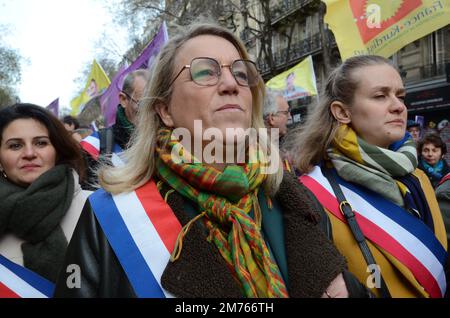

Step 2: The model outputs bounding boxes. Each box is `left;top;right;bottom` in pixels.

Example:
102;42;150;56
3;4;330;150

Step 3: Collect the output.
54;23;369;298
111;69;151;150
263;88;292;139
417;133;450;188
263;88;292;171
292;55;448;297
62;115;84;143
71;125;94;143
80;69;150;189
62;115;80;132
0;104;91;296
407;120;421;143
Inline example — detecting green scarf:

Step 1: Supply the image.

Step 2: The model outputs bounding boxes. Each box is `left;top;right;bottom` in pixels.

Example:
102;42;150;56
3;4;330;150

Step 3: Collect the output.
116;105;134;135
0;164;74;282
327;125;418;206
155;129;288;298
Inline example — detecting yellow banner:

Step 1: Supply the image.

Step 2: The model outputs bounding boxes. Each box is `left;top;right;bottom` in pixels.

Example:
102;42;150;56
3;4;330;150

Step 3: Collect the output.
324;0;450;60
266;55;318;101
71;60;111;115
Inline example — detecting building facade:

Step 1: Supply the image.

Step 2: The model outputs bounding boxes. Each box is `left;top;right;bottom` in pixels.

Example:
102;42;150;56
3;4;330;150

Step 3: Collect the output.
229;0;450;160
233;0;341;124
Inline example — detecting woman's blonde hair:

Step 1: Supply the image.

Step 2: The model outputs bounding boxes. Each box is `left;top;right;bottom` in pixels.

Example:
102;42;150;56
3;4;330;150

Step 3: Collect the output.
288;55;395;174
99;23;283;196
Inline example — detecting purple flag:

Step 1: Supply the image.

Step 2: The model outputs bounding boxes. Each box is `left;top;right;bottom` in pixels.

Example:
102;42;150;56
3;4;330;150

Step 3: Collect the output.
100;22;169;127
46;98;59;117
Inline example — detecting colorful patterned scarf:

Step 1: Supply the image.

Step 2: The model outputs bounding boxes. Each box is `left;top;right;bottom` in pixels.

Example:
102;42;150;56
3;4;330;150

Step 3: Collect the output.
327;125;418;206
155;129;288;298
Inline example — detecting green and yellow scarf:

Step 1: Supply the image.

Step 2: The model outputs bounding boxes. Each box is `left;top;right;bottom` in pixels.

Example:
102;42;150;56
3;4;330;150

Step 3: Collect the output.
327;125;418;206
155;129;288;298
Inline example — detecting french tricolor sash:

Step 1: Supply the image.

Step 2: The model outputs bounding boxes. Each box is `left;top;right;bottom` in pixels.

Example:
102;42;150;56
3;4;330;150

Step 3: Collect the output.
0;254;54;298
89;180;182;298
300;166;447;298
80;131;124;166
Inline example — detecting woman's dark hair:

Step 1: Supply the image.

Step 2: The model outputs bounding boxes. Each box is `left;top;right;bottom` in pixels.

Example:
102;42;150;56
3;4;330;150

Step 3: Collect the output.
0;103;85;180
62;115;80;130
417;133;447;156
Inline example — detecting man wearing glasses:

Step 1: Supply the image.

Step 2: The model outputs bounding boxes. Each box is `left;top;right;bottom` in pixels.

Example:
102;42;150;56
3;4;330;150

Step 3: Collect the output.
80;69;150;190
263;88;292;172
115;69;150;149
263;88;292;138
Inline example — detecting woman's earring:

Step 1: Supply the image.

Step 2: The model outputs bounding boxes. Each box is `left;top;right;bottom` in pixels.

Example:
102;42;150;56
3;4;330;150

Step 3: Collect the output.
1;170;7;179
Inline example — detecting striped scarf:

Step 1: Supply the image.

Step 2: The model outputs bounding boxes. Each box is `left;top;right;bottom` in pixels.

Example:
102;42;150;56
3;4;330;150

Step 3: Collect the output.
327;125;418;206
155;129;288;298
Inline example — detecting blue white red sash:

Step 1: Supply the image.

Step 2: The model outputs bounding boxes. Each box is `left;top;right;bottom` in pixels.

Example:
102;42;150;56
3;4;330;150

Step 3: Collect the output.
0;254;54;298
300;166;447;298
89;180;182;298
80;131;124;166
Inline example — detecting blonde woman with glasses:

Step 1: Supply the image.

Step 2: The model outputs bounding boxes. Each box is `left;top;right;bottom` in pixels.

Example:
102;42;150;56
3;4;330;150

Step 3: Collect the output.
54;24;369;298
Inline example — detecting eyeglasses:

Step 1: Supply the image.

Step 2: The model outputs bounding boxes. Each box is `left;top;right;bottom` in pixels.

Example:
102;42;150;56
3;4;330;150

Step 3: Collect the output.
274;106;292;117
122;91;139;105
169;57;260;87
276;110;291;116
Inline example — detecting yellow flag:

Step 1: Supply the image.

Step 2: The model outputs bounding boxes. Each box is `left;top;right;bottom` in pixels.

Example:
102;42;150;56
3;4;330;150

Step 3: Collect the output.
324;0;450;60
71;60;111;115
266;55;318;101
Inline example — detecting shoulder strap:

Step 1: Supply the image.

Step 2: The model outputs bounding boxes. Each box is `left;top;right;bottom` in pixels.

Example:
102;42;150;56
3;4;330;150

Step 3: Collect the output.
322;168;392;298
99;127;114;155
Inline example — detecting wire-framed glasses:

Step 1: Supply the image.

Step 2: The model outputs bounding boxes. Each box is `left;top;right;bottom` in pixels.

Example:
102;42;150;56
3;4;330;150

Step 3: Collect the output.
169;57;260;87
122;91;139;105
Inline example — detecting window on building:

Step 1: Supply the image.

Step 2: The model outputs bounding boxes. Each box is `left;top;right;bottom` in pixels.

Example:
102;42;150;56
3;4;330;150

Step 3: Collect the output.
395;34;434;83
436;25;450;67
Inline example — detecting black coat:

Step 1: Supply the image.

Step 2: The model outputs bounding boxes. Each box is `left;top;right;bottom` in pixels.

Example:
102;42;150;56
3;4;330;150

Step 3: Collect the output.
54;173;369;298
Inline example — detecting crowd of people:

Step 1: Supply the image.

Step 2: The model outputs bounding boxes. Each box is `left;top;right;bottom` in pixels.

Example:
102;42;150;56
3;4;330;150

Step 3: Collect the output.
0;23;449;298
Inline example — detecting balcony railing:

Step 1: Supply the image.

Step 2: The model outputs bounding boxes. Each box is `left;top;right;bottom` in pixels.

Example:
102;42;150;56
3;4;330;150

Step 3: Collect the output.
257;32;322;75
271;0;314;24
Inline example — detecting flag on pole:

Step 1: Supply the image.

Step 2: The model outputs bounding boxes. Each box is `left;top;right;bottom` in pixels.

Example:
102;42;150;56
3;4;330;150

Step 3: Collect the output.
100;22;169;127
266;55;318;101
46;98;59;117
70;60;111;115
323;0;450;60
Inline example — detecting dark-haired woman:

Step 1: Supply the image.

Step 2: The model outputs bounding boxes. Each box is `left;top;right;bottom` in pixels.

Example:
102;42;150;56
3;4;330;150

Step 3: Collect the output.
0;103;90;297
417;133;450;188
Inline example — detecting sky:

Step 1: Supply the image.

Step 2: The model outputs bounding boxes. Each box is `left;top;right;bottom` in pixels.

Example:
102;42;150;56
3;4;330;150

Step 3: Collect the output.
0;0;128;114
